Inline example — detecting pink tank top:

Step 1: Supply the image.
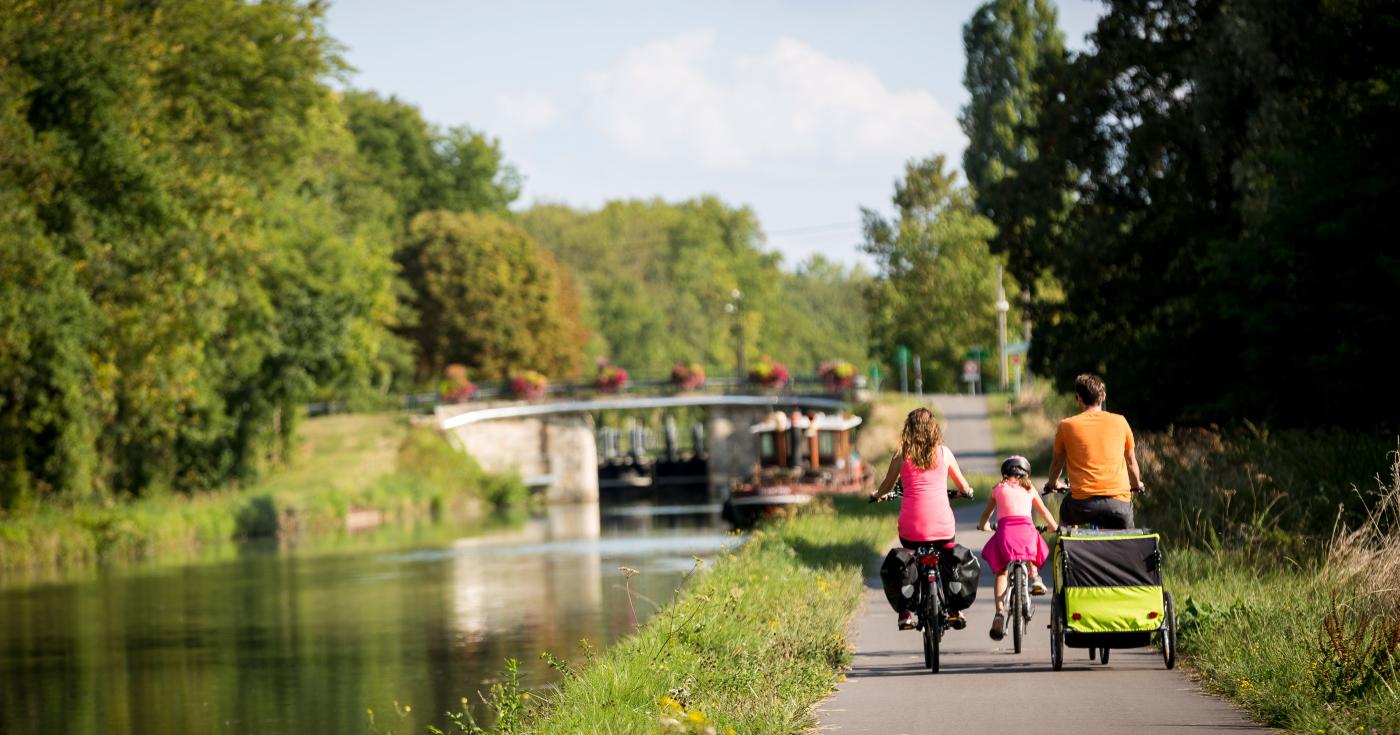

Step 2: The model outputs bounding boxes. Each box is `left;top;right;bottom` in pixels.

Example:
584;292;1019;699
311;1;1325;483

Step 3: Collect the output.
993;480;1034;520
897;447;955;542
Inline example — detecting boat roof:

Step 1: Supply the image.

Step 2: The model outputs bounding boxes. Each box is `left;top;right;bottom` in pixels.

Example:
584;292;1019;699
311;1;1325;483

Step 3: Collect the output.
749;412;862;433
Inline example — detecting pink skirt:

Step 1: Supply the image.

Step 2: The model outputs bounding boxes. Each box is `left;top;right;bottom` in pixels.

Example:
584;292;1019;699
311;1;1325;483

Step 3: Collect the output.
981;515;1048;574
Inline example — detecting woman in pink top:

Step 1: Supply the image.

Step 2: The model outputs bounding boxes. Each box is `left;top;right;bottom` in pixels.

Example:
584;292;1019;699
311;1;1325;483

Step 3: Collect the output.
869;408;974;628
976;455;1058;640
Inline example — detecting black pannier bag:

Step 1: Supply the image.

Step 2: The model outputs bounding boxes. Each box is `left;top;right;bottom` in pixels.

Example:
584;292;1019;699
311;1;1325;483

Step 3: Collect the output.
880;544;981;613
940;544;981;611
879;547;919;613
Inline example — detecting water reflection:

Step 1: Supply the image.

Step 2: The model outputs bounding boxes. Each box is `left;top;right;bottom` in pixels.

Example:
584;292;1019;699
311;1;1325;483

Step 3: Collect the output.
0;502;734;735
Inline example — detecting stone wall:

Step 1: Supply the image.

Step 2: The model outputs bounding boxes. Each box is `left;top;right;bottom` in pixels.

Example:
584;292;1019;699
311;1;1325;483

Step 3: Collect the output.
704;404;771;499
439;406;599;504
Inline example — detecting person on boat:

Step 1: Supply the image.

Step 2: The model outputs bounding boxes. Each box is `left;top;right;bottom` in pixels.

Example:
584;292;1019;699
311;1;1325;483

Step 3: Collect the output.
977;455;1058;640
1042;373;1145;529
868;407;975;629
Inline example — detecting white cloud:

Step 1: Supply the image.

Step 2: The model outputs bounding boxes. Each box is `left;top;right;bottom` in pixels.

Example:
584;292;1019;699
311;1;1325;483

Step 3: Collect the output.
493;91;557;133
582;31;964;172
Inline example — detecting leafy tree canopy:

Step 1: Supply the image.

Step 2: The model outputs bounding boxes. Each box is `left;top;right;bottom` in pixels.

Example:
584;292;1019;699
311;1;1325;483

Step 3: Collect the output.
861;156;1013;393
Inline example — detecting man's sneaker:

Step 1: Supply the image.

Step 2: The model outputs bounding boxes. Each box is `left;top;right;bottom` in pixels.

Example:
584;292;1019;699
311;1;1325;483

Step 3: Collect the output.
1031;578;1048;596
989;612;1006;640
897;610;916;630
948;610;968;630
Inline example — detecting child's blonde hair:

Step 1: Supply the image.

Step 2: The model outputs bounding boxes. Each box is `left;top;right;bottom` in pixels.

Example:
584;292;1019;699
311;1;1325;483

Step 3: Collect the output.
899;408;942;470
1006;475;1034;491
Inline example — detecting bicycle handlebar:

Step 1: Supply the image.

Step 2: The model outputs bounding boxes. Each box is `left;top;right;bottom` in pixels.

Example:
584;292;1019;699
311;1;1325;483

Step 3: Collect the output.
869;479;972;503
1041;481;1148;496
986;521;1050;532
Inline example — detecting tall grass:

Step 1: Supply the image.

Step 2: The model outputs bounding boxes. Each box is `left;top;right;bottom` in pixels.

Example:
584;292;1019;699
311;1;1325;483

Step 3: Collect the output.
1135;427;1395;559
1169;454;1400;734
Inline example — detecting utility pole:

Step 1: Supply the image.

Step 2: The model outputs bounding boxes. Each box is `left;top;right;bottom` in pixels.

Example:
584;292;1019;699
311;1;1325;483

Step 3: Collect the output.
996;265;1010;392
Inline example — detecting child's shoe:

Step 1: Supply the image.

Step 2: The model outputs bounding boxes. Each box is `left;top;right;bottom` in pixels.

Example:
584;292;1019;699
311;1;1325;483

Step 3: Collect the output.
989;612;1006;640
897;610;916;630
1031;577;1048;595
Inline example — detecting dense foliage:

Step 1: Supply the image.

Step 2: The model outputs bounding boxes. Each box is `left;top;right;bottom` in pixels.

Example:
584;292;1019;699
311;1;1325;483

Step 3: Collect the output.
0;0;403;504
0;0;543;506
973;0;1400;428
519;199;870;377
861;156;1012;392
400;211;586;380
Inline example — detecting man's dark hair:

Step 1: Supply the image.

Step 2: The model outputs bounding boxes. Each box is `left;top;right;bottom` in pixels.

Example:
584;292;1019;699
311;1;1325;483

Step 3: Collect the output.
1074;374;1106;406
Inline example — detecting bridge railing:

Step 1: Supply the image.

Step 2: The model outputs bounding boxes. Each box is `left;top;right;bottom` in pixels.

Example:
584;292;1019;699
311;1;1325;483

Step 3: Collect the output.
305;373;864;417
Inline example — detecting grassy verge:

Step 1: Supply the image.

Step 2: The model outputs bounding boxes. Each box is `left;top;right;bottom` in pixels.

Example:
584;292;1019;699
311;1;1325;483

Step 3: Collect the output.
0;414;525;575
438;496;897;735
1168;542;1400;733
985;383;1073;469
987;383;1400;734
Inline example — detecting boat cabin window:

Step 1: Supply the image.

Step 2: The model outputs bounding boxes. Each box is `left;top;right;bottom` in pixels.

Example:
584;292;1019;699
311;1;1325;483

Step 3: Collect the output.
817;431;838;466
759;432;779;464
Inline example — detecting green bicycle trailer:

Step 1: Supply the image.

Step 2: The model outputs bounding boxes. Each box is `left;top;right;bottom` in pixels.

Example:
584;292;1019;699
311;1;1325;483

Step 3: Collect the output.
1048;528;1177;670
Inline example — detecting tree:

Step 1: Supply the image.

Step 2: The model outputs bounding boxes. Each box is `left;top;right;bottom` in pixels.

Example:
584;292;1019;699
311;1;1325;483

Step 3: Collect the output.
861;156;1010;392
0;0;404;497
520;197;865;377
400;211;586;380
341;91;520;224
961;0;1065;221
999;0;1400;429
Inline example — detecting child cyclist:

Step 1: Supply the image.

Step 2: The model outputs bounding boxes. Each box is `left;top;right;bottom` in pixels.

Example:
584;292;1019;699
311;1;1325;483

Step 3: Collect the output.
976;455;1058;640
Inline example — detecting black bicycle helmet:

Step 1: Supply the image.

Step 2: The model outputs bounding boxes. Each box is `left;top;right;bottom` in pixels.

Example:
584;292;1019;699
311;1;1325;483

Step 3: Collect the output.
1000;455;1031;478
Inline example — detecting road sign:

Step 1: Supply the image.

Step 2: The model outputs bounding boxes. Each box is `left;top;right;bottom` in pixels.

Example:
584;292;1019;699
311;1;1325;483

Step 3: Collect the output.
965;347;990;360
1006;340;1030;356
1011;354;1023;366
962;359;979;377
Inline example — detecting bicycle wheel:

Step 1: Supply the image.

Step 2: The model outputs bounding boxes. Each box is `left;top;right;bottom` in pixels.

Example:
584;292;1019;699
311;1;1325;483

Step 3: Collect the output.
1010;565;1024;654
1017;565;1031;640
1049;596;1064;671
923;585;941;673
1162;591;1178;670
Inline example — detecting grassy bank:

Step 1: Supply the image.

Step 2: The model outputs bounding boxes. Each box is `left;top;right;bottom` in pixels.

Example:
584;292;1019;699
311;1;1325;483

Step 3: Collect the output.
0;414;525;574
989;387;1400;734
435;496;896;735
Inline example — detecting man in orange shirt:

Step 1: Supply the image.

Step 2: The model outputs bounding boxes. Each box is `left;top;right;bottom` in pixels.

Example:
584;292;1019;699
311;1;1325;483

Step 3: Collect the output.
1042;374;1145;529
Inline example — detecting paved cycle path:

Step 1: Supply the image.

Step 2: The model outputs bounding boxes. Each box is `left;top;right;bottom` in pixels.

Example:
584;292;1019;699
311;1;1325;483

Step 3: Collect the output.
816;395;1264;735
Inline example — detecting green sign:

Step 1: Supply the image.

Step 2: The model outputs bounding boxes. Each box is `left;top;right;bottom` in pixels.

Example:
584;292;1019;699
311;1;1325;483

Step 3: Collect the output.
895;345;910;363
965;347;990;360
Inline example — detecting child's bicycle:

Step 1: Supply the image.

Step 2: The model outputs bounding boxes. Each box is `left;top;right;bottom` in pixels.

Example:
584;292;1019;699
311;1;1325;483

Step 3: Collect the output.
872;481;971;673
988;519;1048;654
1042;485;1178;670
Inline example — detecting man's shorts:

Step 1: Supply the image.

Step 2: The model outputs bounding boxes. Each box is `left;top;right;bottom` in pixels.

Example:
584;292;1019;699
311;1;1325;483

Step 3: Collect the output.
1058;494;1134;530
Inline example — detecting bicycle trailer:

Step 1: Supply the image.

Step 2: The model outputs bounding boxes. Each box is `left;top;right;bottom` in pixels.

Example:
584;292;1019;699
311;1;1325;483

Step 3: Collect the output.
1048;527;1177;670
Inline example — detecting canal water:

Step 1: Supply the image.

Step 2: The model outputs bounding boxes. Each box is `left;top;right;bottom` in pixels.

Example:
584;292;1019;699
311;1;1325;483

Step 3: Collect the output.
0;504;735;735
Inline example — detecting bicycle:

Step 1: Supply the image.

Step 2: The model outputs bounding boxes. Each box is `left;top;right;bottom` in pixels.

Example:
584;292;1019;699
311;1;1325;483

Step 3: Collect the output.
871;481;972;672
987;519;1048;654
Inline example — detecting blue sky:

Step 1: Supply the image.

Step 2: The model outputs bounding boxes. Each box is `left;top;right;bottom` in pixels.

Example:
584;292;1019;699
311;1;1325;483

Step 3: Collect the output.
324;0;1104;269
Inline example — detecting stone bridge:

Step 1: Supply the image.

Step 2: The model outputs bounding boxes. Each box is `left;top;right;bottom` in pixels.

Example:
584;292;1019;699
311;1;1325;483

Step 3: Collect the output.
435;395;849;504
